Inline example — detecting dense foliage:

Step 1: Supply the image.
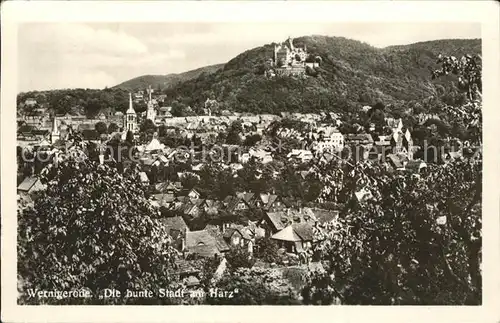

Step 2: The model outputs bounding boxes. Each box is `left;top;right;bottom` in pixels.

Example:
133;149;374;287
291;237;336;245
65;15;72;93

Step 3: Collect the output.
17;148;179;304
224;247;256;271
303;53;482;305
17;88;132;117
206;267;300;305
113;64;224;91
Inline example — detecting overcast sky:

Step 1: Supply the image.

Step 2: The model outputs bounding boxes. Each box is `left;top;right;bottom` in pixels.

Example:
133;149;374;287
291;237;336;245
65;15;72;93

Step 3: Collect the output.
18;22;480;92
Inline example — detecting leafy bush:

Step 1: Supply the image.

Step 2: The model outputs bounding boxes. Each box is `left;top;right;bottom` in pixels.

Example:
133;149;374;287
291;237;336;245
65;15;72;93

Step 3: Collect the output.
254;237;282;264
17;149;178;304
225;247;255;271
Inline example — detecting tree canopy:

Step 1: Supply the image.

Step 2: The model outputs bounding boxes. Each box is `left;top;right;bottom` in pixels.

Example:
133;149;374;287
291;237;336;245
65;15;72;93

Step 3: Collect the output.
302;53;482;305
17;148;179;304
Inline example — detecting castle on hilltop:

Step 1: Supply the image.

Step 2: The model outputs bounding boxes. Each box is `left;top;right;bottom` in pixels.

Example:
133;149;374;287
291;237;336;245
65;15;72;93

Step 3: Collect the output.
268;37;320;77
273;37;308;67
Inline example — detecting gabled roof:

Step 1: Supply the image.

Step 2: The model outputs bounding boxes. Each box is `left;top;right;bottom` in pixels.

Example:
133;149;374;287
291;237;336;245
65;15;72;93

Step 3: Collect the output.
17;176;41;192
444;151;462;159
405;160;427;171
18;125;35;133
32;129;50;136
139;172;149;183
223;224;253;241
170;259;204;275
154;193;175;207
271;225;302;242
186;230;221;257
292;223;314;241
186;230;215;248
224;196;243;212
260;193;270;204
282;197;297;208
155;181;181;193
155;182;171;193
265;212;287;232
236;192;256;206
205;225;230;252
157;155;169;163
355;188;373;203
38;139;51;147
176;196;191;203
160;216;188;235
345;133;374;143
145;138;164;152
265;195;279;209
310;208;339;224
386;153;405;169
190;198;205;207
178;188;200;197
180;203;197;215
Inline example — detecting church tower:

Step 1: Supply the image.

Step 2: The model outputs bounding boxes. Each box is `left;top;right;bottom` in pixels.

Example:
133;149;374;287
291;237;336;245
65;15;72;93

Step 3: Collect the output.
146;85;156;122
124;93;137;133
50;117;60;144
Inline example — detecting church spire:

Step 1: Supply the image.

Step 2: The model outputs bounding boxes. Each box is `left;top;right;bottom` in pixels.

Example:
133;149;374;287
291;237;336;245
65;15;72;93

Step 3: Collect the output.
50;116;60;144
52;116;59;134
127;93;136;114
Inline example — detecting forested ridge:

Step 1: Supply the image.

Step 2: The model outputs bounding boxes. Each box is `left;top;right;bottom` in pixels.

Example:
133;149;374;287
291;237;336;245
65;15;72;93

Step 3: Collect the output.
17;36;480;118
161;36;481;114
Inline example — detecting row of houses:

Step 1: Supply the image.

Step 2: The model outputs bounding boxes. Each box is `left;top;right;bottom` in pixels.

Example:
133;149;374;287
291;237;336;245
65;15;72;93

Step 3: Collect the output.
155;188;340;258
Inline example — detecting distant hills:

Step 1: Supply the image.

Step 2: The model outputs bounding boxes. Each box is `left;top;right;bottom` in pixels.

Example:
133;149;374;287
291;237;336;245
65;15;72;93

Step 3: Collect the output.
114;36;480;115
23;36;480;118
113;63;224;91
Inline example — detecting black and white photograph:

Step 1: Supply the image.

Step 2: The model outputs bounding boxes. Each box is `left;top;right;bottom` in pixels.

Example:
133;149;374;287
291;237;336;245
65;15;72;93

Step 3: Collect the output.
2;1;500;322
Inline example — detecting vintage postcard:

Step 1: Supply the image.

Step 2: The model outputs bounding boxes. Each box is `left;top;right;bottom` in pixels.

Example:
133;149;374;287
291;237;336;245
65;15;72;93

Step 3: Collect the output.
1;1;499;322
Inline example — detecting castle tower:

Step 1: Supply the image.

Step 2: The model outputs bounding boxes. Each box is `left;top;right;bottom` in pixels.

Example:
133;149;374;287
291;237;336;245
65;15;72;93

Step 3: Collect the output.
50;117;60;144
124;93;137;133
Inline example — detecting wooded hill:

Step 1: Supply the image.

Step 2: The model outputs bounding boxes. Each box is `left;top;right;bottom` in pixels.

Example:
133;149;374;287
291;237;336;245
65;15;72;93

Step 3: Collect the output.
18;36;480;118
158;36;481;114
113;63;224;91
